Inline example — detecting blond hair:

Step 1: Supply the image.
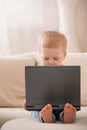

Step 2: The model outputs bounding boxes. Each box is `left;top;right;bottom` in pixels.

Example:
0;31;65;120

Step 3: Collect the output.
38;31;67;51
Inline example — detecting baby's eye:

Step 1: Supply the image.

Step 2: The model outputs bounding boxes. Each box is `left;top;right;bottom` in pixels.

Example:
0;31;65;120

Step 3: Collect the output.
43;57;49;60
53;57;59;60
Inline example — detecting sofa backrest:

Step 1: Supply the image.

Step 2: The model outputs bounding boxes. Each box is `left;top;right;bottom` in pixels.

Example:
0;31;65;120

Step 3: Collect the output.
0;52;87;107
0;54;36;107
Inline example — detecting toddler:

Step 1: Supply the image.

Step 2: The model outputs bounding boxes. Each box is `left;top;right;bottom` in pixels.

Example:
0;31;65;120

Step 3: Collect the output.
24;30;76;123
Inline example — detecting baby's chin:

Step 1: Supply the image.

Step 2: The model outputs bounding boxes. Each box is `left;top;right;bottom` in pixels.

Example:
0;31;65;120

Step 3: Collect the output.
40;64;62;66
39;61;62;66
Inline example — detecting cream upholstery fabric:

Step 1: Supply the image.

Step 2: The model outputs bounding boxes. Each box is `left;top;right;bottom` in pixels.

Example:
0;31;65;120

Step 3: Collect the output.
0;52;87;129
0;57;35;107
1;107;87;130
0;108;31;127
0;52;87;107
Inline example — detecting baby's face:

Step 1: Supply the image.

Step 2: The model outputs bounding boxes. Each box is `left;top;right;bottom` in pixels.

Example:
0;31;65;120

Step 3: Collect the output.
40;47;66;66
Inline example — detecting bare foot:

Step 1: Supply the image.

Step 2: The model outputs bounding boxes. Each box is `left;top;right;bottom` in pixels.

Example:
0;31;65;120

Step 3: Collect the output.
64;103;76;123
40;104;54;123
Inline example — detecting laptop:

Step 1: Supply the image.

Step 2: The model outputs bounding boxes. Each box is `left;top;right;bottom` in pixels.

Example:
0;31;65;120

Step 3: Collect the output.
25;66;80;111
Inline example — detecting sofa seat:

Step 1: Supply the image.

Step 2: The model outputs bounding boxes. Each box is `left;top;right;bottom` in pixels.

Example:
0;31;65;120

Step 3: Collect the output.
1;107;87;130
0;52;87;129
0;108;31;127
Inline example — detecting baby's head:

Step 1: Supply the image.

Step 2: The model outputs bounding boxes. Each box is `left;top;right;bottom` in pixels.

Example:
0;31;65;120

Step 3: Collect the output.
38;30;67;66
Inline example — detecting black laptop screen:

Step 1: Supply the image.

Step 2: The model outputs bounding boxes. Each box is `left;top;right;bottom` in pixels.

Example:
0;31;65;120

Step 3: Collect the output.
25;66;80;111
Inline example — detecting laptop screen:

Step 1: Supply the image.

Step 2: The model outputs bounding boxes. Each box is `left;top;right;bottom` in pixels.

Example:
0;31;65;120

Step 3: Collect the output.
25;66;80;111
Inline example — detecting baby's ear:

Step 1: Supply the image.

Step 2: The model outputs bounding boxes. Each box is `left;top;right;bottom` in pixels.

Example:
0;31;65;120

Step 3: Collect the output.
62;51;67;61
64;51;67;58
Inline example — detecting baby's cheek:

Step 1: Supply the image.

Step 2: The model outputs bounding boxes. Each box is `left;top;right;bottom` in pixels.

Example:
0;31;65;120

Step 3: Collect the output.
41;60;47;66
55;60;62;65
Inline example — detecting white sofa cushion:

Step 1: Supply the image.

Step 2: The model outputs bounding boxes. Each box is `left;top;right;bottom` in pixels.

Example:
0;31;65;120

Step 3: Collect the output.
1;107;87;130
0;56;35;107
0;108;31;127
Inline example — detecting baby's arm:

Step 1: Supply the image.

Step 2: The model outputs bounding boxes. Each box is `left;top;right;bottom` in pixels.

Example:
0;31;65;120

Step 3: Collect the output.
23;99;26;109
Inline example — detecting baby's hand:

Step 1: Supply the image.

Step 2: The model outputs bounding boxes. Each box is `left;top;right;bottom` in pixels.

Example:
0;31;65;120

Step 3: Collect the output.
23;99;26;109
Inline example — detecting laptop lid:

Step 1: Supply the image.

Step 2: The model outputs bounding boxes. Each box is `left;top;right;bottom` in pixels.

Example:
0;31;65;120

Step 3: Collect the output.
25;66;80;111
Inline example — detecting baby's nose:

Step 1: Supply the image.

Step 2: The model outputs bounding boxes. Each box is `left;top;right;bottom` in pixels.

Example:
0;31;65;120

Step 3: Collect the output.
48;59;54;65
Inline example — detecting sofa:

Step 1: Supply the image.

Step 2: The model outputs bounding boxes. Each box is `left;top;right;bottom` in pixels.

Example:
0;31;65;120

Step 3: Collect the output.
0;52;87;130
